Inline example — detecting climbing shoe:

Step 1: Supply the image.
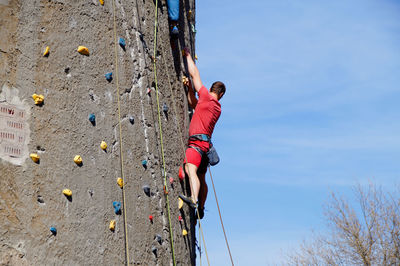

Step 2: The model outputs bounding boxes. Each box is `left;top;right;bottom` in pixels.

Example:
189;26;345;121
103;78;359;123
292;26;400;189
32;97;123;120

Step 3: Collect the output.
171;26;179;35
196;206;204;219
179;194;197;209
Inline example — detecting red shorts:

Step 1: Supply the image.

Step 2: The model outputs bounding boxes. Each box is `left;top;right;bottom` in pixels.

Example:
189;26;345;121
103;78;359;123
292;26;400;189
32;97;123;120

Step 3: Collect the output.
184;145;209;173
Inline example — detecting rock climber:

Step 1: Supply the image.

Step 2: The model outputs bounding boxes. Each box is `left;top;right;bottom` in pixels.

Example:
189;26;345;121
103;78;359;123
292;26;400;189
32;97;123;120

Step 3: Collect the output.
167;0;180;35
179;47;226;219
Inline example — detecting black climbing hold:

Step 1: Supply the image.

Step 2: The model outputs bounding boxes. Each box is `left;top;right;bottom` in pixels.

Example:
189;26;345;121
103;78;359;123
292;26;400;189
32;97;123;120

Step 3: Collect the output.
119;37;126;49
162;103;169;113
89;113;96;126
105;72;113;82
50;227;57;235
37;195;44;204
152;246;157;257
142;185;150;196
113;201;121;215
129;116;134;124
155;234;162;244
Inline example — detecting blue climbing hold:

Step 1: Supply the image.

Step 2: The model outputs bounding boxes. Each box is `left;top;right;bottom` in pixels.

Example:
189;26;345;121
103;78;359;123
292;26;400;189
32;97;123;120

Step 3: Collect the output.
50;227;57;235
155;234;162;244
105;72;113;82
119;37;126;48
171;26;179;35
113;201;121;214
142;160;147;168
89;113;96;125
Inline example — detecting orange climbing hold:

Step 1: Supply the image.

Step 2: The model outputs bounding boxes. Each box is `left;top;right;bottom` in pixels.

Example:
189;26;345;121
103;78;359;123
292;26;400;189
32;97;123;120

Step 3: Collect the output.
77;46;89;55
32;94;44;105
117;178;123;188
109;220;115;231
74;155;82;165
30;153;40;163
43;46;50;57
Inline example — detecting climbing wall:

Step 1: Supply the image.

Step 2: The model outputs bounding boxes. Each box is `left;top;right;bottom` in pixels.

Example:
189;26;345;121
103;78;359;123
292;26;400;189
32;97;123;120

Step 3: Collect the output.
0;0;198;265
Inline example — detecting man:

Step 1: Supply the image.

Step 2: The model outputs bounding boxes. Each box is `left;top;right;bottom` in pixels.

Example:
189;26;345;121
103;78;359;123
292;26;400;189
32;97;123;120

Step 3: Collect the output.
179;48;225;219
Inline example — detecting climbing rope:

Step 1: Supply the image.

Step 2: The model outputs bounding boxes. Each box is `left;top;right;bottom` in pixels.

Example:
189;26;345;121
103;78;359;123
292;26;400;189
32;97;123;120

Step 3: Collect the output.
152;1;177;265
159;39;210;265
111;0;130;264
208;166;234;265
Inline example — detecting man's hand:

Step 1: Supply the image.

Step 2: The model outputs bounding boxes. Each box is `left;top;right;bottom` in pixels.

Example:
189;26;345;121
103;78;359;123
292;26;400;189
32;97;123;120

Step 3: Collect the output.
183;47;191;57
183;47;203;93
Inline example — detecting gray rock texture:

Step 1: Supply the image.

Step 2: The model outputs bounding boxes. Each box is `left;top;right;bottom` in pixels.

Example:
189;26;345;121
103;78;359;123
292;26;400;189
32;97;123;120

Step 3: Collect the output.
0;0;197;265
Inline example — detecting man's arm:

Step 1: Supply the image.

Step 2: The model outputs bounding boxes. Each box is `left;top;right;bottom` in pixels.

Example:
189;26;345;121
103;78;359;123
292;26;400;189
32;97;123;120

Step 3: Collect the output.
183;47;203;93
183;76;198;109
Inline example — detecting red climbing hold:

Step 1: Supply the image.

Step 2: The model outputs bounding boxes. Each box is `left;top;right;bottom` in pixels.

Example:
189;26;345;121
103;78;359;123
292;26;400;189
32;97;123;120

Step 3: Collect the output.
178;215;182;222
149;215;153;222
178;166;185;181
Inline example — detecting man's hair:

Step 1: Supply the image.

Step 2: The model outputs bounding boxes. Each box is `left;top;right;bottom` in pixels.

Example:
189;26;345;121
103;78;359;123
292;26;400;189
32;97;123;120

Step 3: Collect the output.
210;81;226;96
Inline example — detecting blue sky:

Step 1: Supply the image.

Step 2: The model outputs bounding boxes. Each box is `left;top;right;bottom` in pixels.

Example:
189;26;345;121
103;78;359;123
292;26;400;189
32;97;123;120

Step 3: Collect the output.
194;0;400;264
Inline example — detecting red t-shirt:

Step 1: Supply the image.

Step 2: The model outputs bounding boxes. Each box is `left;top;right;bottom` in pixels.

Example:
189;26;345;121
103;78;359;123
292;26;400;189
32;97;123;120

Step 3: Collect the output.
188;86;221;152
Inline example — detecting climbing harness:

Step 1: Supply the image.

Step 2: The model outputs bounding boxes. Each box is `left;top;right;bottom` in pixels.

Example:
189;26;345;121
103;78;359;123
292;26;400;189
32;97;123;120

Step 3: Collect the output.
111;0;130;264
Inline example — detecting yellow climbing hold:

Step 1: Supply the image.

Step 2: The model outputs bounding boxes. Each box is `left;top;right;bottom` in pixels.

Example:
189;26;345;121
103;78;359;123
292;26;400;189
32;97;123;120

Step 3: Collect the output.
117;178;123;188
32;94;44;105
188;10;192;20
195;54;198;60
182;229;188;236
77;46;89;56
109;220;115;231
178;198;184;209
43;46;50;57
99;0;104;5
100;141;107;150
30;153;40;163
74;155;82;165
63;189;72;197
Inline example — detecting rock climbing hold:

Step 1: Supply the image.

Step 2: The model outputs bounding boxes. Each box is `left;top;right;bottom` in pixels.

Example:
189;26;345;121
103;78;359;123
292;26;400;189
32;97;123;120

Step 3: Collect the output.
182;229;188;236
155;234;162;244
109;220;116;231
182;75;189;85
74;155;82;165
43;46;50;57
188;10;193;20
113;201;121;214
88;113;96;125
171;25;179;35
169;177;174;184
178;166;185;181
151;246;157;256
50;227;57;235
99;0;104;5
63;189;72;197
195;54;198;60
32;94;44;105
142;160;147;168
149;215;153;222
142;185;150;196
117;178;123;188
100;141;107;150
105;72;112;82
163;185;168;195
119;37;126;48
129;116;134;124
77;46;89;56
178;215;182;222
30;153;40;163
162;103;169;113
191;24;197;34
178;198;184;209
146;88;151;95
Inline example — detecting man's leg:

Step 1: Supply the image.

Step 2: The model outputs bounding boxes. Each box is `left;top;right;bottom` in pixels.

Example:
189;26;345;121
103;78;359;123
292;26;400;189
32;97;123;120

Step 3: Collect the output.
185;163;200;204
197;171;208;209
